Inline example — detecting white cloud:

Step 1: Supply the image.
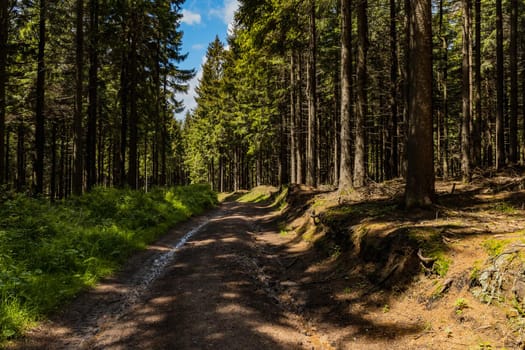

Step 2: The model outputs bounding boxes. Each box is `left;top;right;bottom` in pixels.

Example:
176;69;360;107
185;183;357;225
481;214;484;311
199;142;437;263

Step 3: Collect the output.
210;0;239;28
181;9;202;25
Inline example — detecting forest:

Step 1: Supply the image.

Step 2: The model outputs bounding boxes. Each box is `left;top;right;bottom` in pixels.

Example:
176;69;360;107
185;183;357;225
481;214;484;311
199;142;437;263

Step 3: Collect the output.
0;0;192;199
1;0;525;346
185;0;524;208
0;0;523;206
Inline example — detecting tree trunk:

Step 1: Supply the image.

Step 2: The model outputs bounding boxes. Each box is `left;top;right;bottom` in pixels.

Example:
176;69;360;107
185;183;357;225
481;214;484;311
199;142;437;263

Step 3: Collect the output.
0;0;7;185
50;122;57;200
295;52;304;184
87;0;99;190
290;53;297;184
59;122;66;198
4;126;9;183
354;0;368;188
35;0;46;195
405;0;434;208
119;51;128;186
73;0;84;196
495;0;505;169
461;0;472;182
472;0;482;167
338;0;353;190
128;14;138;189
306;0;317;187
509;0;518;163
16;123;25;191
387;0;398;180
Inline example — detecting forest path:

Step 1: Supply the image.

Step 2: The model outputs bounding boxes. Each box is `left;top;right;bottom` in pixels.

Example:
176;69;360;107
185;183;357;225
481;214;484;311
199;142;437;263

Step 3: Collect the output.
12;200;332;350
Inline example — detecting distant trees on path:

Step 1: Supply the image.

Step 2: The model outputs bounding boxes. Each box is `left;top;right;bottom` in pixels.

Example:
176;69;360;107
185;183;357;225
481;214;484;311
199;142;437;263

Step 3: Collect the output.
185;0;524;207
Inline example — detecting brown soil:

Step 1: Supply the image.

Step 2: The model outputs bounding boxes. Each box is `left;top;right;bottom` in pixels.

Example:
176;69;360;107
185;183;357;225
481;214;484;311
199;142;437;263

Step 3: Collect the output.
7;169;525;349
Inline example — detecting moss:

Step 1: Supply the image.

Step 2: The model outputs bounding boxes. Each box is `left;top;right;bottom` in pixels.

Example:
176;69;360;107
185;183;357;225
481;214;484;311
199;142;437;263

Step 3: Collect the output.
409;228;451;277
483;238;510;257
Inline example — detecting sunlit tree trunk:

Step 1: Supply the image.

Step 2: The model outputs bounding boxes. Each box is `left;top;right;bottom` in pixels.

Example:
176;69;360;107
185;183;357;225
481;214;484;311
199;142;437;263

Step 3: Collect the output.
306;0;317;187
353;0;368;188
495;0;505;169
405;0;434;208
461;0;472;182
339;0;353;190
472;0;482;167
290;53;297;184
509;0;518;164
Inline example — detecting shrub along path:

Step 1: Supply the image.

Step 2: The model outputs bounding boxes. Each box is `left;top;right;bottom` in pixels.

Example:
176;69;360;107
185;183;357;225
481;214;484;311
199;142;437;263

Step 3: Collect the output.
0;185;217;345
8;198;333;349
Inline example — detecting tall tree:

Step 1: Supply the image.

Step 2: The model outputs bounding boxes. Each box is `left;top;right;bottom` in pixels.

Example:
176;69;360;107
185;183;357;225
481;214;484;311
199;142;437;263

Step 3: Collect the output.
461;0;472;182
306;0;317;187
387;0;399;180
509;0;518;163
35;0;47;195
495;0;505;169
73;0;84;195
405;0;434;208
338;0;352;190
0;0;8;185
472;0;481;167
86;0;99;190
353;0;368;188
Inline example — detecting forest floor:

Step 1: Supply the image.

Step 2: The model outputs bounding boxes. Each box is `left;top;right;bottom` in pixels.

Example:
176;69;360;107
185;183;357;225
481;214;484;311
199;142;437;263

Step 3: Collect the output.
6;168;525;349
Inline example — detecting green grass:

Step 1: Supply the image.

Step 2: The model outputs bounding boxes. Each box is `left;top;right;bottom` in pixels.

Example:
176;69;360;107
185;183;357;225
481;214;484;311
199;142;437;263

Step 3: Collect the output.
482;238;510;257
236;186;276;203
0;184;217;343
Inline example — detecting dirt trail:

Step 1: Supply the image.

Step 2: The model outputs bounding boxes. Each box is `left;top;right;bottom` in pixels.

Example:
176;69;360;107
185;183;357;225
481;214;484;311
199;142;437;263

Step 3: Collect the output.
11;201;332;350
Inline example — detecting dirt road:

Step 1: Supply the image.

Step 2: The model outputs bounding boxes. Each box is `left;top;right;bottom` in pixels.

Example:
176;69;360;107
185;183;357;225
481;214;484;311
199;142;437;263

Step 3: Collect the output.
12;200;332;350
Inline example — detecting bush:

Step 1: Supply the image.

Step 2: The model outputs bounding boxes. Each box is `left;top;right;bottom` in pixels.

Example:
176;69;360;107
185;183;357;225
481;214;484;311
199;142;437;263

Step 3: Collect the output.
0;185;216;342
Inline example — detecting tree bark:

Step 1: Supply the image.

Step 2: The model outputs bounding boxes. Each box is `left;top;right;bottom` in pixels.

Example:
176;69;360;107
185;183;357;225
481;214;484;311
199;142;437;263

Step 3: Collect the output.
461;0;472;182
495;0;505;169
405;0;434;208
50;121;57;200
35;0;46;195
353;0;368;188
73;0;84;196
16;123;25;191
290;53;297;184
306;0;317;187
119;51;128;187
127;13;138;189
472;0;482;167
0;0;7;185
339;0;353;190
86;0;99;190
387;0;398;180
509;0;518;163
295;52;304;184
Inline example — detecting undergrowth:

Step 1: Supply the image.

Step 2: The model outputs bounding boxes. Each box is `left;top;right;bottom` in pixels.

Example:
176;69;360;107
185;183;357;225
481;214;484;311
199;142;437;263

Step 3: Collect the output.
0;184;216;343
236;186;276;203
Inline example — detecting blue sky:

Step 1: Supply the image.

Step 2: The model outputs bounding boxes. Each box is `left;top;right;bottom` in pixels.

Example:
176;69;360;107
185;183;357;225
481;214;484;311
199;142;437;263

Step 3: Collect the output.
176;0;239;117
